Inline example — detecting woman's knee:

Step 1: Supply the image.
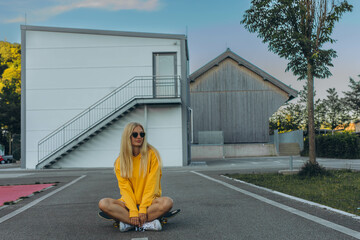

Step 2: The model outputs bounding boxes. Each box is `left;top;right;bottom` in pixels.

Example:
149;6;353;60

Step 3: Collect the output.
161;197;173;211
98;198;111;211
167;197;174;209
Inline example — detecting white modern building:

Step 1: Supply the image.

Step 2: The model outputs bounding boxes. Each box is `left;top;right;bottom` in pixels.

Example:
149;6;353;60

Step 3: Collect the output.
21;25;190;169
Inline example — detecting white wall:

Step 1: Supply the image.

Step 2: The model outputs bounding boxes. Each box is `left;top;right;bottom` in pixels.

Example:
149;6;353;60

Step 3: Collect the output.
52;105;183;168
146;106;183;166
24;28;184;169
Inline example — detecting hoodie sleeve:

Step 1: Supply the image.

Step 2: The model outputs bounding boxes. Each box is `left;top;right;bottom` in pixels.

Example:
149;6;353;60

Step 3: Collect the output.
114;158;139;218
139;151;162;214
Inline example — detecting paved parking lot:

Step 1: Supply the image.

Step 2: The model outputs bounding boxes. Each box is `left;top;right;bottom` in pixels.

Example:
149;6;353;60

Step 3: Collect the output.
0;157;359;240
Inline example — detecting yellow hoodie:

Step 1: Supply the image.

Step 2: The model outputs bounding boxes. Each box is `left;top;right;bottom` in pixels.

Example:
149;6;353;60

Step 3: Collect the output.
114;149;162;218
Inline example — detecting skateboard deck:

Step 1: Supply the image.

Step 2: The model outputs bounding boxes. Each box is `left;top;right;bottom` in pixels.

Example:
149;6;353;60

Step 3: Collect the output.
98;208;180;228
98;211;120;228
159;208;181;225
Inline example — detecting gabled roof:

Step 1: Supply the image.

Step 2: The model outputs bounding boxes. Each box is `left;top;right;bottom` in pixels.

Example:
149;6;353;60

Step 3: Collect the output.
189;48;298;100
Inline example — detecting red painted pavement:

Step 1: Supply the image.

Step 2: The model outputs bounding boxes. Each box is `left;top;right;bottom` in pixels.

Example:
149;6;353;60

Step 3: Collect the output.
0;184;55;206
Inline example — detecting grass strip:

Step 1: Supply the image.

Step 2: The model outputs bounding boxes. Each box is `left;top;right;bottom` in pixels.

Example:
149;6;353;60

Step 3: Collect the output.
225;170;360;216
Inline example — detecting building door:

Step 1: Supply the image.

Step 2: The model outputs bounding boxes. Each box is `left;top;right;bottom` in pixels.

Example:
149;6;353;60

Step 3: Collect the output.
153;53;177;97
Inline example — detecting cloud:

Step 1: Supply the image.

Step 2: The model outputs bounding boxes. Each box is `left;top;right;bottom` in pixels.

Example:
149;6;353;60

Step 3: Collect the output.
4;0;160;23
5;16;26;24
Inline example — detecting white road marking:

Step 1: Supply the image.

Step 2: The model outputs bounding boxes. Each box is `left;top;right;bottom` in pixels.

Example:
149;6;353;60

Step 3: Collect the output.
131;238;148;240
0;175;86;224
191;171;360;240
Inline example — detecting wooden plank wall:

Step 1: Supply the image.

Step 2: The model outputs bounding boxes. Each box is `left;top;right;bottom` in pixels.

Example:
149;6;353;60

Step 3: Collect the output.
190;58;288;144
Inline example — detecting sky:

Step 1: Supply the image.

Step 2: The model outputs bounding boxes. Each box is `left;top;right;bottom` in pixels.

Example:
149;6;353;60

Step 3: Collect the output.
0;0;359;101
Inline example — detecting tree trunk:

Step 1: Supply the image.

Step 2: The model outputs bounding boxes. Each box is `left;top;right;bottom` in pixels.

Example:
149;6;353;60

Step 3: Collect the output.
307;62;316;164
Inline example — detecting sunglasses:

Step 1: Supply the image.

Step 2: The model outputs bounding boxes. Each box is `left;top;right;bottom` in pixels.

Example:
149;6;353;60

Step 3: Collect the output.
132;132;145;138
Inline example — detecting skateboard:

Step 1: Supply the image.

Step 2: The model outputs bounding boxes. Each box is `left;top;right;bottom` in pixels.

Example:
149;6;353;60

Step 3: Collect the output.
159;209;180;225
98;211;121;228
98;208;181;229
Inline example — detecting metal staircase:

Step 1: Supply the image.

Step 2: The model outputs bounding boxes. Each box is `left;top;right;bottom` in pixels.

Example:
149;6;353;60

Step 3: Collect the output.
36;76;181;169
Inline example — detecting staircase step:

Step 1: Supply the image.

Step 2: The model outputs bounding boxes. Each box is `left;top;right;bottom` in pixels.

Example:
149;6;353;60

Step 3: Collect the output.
37;100;141;169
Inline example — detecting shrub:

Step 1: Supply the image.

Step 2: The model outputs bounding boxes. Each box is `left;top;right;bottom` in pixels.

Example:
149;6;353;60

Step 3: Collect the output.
301;132;360;159
298;161;330;178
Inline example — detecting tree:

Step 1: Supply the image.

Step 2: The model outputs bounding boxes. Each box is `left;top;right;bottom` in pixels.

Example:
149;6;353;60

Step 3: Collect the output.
0;41;21;94
0;41;21;155
297;84;310;130
269;102;304;133
298;85;325;134
314;99;326;131
0;79;20;155
269;84;324;134
343;75;360;120
241;0;353;164
322;88;350;132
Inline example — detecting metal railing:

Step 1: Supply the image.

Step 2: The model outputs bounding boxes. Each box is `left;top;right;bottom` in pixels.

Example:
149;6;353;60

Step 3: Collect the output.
38;75;181;164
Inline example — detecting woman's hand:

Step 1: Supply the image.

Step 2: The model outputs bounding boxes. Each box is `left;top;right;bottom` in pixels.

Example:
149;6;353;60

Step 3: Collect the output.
130;217;140;227
139;213;147;226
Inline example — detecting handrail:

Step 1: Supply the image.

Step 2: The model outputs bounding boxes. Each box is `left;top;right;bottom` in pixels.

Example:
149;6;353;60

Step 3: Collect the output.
38;75;181;164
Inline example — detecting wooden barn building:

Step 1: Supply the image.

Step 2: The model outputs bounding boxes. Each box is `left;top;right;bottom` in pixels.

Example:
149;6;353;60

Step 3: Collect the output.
189;49;297;157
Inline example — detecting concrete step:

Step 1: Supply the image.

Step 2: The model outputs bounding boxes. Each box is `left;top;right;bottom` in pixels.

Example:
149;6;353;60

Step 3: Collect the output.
279;143;300;156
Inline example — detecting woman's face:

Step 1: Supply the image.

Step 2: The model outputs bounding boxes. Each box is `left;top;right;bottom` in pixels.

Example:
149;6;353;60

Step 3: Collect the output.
131;126;145;148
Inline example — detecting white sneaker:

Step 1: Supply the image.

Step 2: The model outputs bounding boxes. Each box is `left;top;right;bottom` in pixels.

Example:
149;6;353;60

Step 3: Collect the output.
119;222;134;232
142;219;162;231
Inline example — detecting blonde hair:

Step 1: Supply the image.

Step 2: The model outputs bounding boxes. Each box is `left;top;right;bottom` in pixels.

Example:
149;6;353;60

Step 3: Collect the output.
115;122;162;178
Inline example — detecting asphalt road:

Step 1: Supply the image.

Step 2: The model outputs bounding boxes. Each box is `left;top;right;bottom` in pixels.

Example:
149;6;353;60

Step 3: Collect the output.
0;158;360;240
